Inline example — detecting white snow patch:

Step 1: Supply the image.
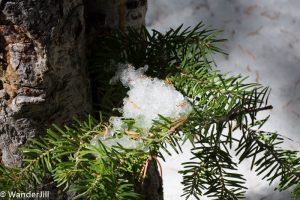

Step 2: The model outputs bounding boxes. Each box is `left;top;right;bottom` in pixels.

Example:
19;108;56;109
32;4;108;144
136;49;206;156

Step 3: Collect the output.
110;64;192;129
92;64;192;149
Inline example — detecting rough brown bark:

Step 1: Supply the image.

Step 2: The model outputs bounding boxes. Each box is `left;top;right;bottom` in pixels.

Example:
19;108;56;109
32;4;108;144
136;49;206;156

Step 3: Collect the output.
0;0;162;199
0;0;91;167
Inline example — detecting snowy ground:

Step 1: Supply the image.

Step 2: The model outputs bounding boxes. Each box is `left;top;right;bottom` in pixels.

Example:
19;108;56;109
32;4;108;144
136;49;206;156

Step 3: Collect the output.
146;1;300;200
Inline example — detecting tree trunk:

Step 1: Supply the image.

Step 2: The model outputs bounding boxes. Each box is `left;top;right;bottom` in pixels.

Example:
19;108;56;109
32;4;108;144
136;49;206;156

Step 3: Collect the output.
0;0;162;199
0;0;92;167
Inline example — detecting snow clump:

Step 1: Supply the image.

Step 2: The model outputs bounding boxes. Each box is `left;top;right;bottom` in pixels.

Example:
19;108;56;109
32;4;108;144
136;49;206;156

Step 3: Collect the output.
92;64;192;149
110;64;192;129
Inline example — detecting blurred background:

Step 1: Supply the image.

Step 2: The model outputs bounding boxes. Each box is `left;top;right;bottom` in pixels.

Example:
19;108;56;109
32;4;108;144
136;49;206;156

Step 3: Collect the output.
146;1;300;199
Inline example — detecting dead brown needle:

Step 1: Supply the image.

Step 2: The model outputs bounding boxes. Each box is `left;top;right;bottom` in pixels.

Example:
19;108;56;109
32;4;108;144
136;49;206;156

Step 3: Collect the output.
127;99;141;110
164;78;173;86
95;126;109;137
167;116;188;134
139;158;150;183
125;130;140;139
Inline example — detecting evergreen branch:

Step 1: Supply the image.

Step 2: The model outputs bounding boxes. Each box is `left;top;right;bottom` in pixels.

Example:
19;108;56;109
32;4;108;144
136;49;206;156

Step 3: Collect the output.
235;127;300;192
180;145;246;200
1;22;299;200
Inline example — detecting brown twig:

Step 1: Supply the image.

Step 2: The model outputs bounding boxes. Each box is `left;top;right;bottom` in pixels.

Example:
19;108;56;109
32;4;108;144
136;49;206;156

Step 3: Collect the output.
227;105;273;120
139;158;149;183
139;156;163;183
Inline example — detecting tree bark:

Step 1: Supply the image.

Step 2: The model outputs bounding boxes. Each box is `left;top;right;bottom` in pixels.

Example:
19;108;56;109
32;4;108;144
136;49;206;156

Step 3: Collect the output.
0;0;92;167
0;0;162;199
